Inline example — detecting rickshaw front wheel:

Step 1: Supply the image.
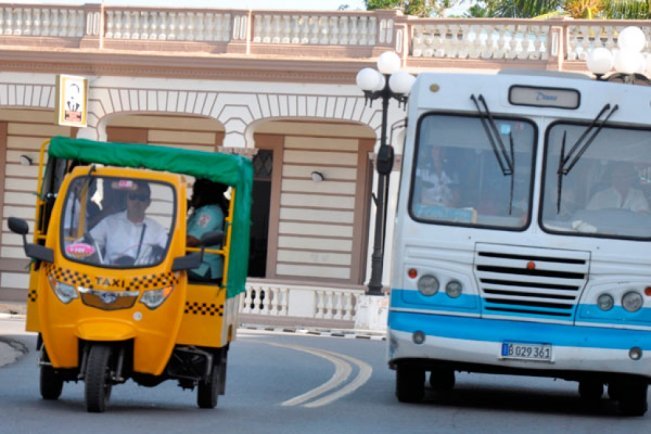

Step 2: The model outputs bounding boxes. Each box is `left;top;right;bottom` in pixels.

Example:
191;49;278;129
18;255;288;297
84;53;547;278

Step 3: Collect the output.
85;344;113;413
197;360;221;409
40;348;64;400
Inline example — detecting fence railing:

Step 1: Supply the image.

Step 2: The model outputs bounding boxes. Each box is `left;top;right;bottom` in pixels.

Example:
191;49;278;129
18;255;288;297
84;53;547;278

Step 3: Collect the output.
1;5;650;70
241;280;361;322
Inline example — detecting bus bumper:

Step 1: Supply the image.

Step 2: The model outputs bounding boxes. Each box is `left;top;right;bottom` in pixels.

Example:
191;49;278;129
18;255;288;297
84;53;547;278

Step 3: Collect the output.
388;310;651;379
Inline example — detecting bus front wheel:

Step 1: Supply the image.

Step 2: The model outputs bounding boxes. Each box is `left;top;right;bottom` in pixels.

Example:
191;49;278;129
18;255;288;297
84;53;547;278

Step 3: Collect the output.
614;380;648;416
395;364;425;403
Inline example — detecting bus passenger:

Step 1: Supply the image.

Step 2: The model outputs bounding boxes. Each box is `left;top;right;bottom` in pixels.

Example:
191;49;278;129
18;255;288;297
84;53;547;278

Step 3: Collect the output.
415;146;459;207
586;162;649;213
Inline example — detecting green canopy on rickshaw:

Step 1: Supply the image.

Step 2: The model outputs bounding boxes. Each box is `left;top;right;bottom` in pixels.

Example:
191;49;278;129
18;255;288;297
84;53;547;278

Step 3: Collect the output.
47;136;253;299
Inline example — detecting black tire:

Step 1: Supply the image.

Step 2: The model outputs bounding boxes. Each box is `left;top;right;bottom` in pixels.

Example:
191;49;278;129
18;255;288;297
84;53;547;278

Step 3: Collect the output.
429;368;455;392
578;380;603;403
85;344;113;413
40;348;64;400
197;360;220;409
395;364;425;403
617;381;648;417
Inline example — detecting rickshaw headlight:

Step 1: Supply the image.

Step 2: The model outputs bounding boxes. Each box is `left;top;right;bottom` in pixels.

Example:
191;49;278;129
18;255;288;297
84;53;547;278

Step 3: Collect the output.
417;274;439;296
140;285;174;310
622;291;643;313
48;276;78;304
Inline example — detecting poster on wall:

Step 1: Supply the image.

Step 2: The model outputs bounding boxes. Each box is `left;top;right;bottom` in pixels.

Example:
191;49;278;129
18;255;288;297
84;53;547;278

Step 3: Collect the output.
55;74;88;127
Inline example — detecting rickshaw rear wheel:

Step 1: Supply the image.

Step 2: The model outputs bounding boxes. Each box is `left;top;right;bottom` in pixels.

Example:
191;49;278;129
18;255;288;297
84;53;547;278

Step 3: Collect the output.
40;348;64;400
197;360;221;409
85;344;113;413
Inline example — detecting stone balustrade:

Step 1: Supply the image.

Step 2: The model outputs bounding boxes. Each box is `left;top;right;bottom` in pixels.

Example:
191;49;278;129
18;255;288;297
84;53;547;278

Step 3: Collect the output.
104;9;237;42
1;5;651;70
252;12;381;46
410;20;550;61
565;21;651;61
0;6;85;37
242;281;361;322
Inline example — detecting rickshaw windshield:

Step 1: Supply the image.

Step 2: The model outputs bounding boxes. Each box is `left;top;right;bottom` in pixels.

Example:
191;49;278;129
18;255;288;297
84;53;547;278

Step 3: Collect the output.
61;176;175;268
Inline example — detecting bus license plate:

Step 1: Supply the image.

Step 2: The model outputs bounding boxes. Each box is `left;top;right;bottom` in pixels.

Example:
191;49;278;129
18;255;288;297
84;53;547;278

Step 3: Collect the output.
500;342;552;362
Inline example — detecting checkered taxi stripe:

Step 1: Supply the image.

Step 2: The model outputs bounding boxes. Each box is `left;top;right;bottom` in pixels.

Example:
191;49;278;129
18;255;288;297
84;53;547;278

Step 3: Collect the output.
184;302;224;317
28;289;37;302
131;272;179;291
45;265;179;292
47;265;93;288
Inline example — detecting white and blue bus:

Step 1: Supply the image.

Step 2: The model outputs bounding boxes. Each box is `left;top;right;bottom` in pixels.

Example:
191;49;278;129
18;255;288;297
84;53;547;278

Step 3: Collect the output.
388;70;651;415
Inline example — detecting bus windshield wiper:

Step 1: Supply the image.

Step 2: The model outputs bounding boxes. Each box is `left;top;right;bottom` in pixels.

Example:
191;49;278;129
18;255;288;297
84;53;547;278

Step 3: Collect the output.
555;104;619;213
471;94;515;214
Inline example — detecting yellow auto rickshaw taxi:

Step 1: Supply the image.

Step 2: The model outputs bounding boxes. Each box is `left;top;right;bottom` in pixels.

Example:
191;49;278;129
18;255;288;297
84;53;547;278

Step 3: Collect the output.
9;136;252;412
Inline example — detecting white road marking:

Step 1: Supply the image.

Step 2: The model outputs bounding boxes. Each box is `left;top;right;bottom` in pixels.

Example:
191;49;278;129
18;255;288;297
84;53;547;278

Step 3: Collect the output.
303;350;372;408
252;340;373;408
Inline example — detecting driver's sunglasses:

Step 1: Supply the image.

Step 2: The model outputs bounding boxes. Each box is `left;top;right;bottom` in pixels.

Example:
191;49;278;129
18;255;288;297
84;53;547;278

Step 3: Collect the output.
128;192;150;202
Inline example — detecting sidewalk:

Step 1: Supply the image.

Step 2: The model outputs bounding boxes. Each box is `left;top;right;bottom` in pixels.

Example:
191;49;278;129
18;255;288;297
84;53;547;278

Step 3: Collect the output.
0;302;29;367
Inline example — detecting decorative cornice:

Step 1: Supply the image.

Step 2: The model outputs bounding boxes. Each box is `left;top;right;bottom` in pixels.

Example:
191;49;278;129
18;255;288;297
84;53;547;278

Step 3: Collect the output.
0;48;375;84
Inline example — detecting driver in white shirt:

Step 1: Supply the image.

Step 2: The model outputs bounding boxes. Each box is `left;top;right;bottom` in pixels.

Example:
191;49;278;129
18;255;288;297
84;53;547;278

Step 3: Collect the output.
89;181;167;265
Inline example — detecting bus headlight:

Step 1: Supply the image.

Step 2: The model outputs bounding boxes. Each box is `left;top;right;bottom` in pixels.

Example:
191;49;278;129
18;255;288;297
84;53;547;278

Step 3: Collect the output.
597;293;614;311
140;286;174;310
445;280;463;298
417;275;439;296
48;275;78;304
622;291;643;312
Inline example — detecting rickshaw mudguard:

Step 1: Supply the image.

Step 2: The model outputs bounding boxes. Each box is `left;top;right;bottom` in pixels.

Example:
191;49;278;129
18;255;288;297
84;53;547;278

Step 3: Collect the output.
76;321;136;341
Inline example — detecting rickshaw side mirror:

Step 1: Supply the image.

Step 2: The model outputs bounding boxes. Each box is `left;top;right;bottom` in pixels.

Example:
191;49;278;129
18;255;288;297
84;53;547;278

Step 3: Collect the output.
172;253;202;272
8;217;54;263
8;217;28;235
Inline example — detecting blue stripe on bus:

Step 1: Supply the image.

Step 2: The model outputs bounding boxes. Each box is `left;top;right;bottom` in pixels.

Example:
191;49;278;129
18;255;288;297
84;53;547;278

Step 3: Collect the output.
391;288;480;313
388;311;651;350
391;289;651;324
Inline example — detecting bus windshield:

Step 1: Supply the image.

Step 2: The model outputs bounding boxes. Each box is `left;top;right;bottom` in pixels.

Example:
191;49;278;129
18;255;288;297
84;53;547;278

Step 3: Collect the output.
409;114;536;229
542;122;651;239
61;176;175;267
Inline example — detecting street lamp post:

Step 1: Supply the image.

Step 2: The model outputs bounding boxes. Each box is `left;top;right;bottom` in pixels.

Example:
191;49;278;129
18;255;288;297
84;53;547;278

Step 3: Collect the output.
586;26;651;85
356;52;415;296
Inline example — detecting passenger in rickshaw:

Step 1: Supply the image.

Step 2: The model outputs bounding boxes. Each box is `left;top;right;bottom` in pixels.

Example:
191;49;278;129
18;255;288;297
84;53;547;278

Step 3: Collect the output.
186;178;228;282
89;180;167;266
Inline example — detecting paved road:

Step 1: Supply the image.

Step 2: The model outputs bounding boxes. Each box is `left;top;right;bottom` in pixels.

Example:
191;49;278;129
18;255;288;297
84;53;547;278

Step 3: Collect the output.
1;319;649;434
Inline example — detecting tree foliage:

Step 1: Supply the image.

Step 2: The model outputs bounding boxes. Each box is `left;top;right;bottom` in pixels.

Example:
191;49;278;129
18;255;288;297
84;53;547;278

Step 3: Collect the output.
602;0;650;18
475;0;563;17
366;0;650;18
364;0;436;16
467;0;650;17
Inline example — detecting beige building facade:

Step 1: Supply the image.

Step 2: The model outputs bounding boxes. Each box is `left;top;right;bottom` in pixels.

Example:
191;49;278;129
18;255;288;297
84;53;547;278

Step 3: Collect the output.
0;4;648;323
